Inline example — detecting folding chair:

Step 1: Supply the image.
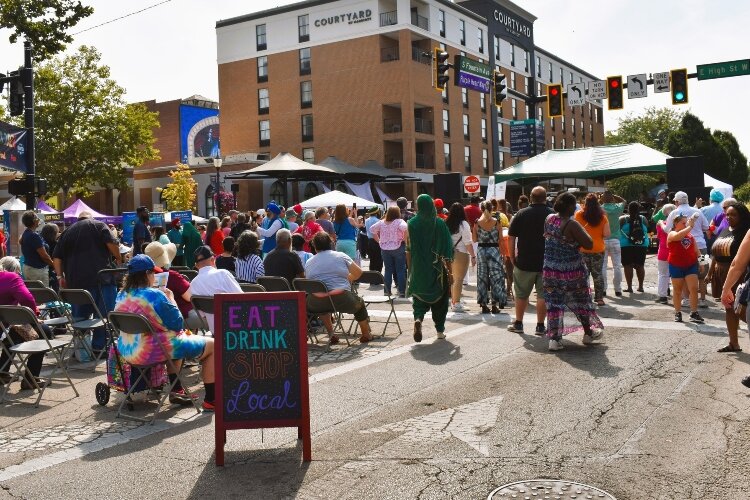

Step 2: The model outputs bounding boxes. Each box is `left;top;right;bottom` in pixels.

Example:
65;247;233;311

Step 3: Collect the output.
356;271;402;337
108;311;201;424
180;270;198;282
293;278;355;345
0;305;79;407
257;276;292;292
28;286;72;331
170;266;189;272
240;283;266;293
23;280;46;289
58;288;116;369
190;295;215;335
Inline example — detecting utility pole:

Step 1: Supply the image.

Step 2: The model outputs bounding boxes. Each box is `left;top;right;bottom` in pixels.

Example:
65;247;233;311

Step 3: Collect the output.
23;40;35;210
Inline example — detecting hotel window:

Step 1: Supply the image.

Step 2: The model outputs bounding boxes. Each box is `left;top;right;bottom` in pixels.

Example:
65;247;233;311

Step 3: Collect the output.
480;92;486;112
550;117;555;130
569;71;573;84
482;149;488;173
509;42;515;66
571;117;575;136
524;51;529;72
459;20;465;45
478;28;484;53
551;135;556;149
443;109;450;136
548;61;552;81
298;15;309;42
256;24;266;51
494;36;500;61
258;88;269;114
444;143;451;171
498;123;504;145
524;76;530;95
572;140;576;149
498;152;504;168
536;56;541;78
442;86;448;104
463;114;469;139
537;107;543;121
464;146;471;172
301;114;313;142
299;48;311;75
481;118;487;143
537;81;542;96
302;148;314;163
257;56;268;82
462;88;468;108
561;117;566;133
259;120;270;146
509;71;515;90
300;81;312;108
590;123;594;141
511;99;517;120
562;138;566;149
439;10;445;37
581;121;585;136
559;67;564;84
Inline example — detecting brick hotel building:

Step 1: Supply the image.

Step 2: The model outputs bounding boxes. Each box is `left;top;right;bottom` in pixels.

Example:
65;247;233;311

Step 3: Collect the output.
216;0;605;204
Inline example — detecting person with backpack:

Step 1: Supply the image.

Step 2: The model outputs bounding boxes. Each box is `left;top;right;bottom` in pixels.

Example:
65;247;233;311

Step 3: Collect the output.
619;201;650;293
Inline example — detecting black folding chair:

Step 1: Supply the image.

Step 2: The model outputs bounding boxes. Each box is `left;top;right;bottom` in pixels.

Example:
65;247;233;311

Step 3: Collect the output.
27;286;72;332
257;276;292;292
108;311;201;423
356;271;402;337
0;305;79;407
58;288;116;369
180;270;198;282
293;278;356;345
190;295;215;335
23;280;46;289
240;283;266;293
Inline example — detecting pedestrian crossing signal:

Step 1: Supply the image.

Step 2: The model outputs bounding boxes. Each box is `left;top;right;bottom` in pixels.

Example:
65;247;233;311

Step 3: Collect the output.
671;69;688;105
607;76;623;110
547;84;563;117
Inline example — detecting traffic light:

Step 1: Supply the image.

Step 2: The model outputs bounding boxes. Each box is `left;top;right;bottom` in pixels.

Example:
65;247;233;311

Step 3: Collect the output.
493;71;507;106
607;76;623;110
8;70;24;116
433;47;450;91
547;83;563;117
671;68;688;105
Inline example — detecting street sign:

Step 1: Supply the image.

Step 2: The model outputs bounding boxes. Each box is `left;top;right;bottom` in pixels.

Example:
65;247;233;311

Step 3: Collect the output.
653;72;670;93
453;55;492;93
627;73;648;98
588;80;606;100
463;175;480;194
697;59;750;81
510;119;544;158
567;83;586;106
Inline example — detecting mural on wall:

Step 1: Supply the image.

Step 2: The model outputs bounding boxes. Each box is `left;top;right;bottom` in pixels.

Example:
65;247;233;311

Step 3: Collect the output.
179;104;220;164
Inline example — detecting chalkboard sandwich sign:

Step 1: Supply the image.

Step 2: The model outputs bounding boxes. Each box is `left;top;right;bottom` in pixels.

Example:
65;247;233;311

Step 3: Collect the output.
213;291;311;466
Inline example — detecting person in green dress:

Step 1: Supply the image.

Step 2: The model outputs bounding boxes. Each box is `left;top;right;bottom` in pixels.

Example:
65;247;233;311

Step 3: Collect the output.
182;221;203;268
407;194;454;342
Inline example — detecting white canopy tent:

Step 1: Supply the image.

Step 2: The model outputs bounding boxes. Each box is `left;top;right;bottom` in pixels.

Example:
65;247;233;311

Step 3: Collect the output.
0;197;57;213
704;173;733;198
299;190;382;209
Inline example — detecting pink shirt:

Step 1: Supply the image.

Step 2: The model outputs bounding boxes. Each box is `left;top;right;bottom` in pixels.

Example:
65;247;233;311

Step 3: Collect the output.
656;222;669;261
371;219;407;251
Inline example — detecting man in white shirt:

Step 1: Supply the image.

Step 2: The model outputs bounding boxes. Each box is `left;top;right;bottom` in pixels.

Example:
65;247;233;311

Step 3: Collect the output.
188;245;242;332
665;191;711;306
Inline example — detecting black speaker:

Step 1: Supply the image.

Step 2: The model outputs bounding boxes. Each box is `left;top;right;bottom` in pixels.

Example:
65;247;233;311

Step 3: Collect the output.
680;187;711;206
667;156;704;191
433;173;462;206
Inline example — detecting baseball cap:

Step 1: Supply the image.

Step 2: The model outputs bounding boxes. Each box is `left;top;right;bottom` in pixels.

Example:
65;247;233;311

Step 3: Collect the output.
285;208;298;218
194;245;214;264
673;191;688;203
127;254;158;274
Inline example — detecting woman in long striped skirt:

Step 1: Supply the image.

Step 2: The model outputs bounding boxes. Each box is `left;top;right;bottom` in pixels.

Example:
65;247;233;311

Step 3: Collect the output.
473;202;506;314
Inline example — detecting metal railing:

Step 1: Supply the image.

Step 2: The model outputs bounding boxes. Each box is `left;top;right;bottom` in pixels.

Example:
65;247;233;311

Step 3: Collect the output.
411;12;428;30
383;119;403;134
385;155;404;169
380;11;397;26
414;118;433;134
416;154;433;169
380;46;399;63
411;46;430;65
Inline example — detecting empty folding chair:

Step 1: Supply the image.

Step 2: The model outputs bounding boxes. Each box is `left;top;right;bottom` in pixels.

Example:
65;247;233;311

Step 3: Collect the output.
58;288;116;368
257;276;292;292
190;295;215;335
0;305;79;407
240;283;266;293
108;311;201;423
293;278;356;345
356;271;402;337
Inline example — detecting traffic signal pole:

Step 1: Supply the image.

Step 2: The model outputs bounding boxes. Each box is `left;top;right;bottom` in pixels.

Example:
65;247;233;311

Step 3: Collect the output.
22;41;35;210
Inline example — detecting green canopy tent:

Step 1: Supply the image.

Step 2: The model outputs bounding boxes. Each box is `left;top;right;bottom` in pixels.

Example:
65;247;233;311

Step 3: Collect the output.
493;143;670;182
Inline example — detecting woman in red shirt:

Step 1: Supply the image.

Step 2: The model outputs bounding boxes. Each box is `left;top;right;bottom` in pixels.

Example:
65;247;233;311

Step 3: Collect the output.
205;217;225;256
667;213;703;324
295;210;323;253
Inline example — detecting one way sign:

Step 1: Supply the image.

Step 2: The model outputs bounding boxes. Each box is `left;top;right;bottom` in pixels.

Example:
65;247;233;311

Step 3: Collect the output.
567;82;586;106
653;72;670;93
627;73;648;98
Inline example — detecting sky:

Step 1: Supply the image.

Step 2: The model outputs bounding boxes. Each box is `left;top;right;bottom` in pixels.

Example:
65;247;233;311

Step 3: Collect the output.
1;0;749;159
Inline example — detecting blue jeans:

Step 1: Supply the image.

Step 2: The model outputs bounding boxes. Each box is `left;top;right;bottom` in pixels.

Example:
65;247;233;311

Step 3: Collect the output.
71;284;117;350
382;244;406;296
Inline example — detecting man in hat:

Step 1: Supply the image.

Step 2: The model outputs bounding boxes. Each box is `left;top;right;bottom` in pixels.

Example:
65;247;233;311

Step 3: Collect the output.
364;206;382;271
255;202;288;256
167;218;184;267
434;198;448;220
188;246;242;331
133;206;151;255
285;208;299;232
397;197;413;221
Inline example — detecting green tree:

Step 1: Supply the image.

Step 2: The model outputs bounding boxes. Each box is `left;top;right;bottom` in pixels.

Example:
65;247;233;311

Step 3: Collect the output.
0;0;93;61
733;182;750;204
605;106;684;152
28;46;159;204
157;163;197;211
713;130;749;188
607;173;661;202
666;112;730;182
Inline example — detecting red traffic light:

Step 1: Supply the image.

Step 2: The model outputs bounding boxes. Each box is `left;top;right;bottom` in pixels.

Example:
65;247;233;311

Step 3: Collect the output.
610;79;620;88
550;87;559;96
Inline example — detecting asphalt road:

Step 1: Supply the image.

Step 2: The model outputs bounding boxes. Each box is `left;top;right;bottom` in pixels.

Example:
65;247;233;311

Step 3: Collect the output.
1;255;750;499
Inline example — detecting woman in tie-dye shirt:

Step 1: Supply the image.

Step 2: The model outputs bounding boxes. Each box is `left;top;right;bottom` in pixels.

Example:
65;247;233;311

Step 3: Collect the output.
114;254;216;411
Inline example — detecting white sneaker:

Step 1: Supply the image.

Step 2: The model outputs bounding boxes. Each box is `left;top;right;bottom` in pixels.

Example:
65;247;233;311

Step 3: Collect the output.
582;330;603;345
681;298;689;307
451;303;468;313
548;339;564;351
698;299;708;308
436;332;446;339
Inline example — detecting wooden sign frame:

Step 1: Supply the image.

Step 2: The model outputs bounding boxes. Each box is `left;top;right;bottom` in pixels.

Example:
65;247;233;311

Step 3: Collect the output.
213;291;311;466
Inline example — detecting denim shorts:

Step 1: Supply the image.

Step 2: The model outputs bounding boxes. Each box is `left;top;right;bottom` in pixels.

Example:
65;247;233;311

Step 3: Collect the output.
669;262;698;279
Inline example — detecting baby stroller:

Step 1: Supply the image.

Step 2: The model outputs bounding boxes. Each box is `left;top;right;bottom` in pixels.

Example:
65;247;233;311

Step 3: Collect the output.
95;343;168;412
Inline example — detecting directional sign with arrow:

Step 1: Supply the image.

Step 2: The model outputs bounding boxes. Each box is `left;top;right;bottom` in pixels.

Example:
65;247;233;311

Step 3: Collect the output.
567;82;586;107
653;71;670;93
627;73;648;98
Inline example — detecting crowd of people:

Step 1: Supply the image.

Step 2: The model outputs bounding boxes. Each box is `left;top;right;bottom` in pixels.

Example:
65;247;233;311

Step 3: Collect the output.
4;183;750;409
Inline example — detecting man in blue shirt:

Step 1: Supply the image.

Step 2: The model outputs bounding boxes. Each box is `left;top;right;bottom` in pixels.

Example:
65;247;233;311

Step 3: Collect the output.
365;207;382;271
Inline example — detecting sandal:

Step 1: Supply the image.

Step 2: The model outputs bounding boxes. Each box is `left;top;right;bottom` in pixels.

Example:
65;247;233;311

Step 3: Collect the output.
595;300;606;306
717;344;742;353
359;335;373;343
329;335;340;345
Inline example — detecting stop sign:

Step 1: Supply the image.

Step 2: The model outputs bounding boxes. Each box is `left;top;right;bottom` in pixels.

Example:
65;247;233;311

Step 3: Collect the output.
463;175;480;193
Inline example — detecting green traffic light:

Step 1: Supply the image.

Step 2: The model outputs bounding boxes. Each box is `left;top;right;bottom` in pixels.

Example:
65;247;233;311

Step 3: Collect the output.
675;91;685;101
